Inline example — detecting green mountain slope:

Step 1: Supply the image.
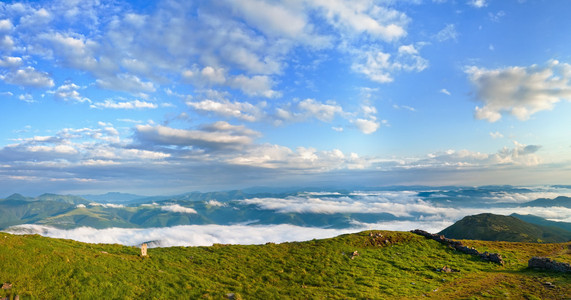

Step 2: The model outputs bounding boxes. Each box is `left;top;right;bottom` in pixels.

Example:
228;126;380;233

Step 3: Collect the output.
511;213;571;232
439;213;571;243
0;231;568;299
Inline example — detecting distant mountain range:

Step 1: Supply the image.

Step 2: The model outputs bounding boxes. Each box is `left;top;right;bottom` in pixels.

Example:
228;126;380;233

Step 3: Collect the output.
520;196;571;208
439;213;571;243
2;189;571;242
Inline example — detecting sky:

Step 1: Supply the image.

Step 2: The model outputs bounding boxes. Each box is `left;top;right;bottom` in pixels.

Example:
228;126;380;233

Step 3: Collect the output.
1;0;571;196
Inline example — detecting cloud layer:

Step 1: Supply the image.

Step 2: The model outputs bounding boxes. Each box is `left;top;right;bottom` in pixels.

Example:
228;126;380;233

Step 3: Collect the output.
467;60;571;122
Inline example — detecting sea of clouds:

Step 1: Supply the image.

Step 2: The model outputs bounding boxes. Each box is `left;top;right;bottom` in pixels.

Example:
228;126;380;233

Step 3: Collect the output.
5;187;571;247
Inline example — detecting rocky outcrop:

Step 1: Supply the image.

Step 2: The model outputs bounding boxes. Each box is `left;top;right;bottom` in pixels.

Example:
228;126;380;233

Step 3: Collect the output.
411;229;504;265
528;257;571;273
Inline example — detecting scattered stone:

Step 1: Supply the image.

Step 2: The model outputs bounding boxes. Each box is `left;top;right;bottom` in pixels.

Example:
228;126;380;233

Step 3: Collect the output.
411;229;504;265
100;251;108;254
528;257;571;273
350;251;359;259
543;282;555;288
438;266;460;273
411;282;415;285
225;292;235;299
369;232;383;238
1;282;12;290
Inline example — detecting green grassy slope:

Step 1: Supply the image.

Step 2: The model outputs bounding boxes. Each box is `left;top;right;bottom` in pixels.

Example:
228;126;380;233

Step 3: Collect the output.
0;231;569;299
439;213;571;243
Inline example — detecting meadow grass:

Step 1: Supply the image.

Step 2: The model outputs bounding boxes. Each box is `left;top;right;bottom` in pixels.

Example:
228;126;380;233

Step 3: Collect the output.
0;230;569;299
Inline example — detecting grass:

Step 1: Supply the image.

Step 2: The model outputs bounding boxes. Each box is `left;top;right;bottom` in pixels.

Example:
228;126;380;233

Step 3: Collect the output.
0;230;569;299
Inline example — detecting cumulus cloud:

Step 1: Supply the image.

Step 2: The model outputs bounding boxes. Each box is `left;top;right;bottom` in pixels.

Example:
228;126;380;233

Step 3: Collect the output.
1;67;55;88
96;73;156;95
494;141;542;166
273;98;347;125
52;82;90;103
489;131;503;139
353;118;380;134
468;0;488;8
134;122;260;151
311;0;408;42
183;67;280;98
466;60;571;122
161;204;197;214
187;97;265;122
0;19;14;31
91;99;158;109
352;45;428;83
0;56;23;68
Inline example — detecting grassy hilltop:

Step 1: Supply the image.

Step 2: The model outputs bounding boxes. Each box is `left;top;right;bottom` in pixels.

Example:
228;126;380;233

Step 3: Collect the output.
0;230;569;299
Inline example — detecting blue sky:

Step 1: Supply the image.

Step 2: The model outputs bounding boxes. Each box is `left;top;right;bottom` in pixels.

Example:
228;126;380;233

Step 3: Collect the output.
1;0;570;195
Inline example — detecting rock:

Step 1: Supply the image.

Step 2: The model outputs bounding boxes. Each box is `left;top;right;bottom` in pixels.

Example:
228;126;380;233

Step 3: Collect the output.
225;293;235;299
441;266;452;273
411;229;504;265
1;282;12;289
528;256;571;273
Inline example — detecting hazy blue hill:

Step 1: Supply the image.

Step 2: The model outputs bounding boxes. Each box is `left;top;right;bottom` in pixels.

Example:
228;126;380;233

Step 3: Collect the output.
80;192;146;204
511;213;571;232
37;193;89;205
439;213;571;243
522;196;571;208
3;193;31;201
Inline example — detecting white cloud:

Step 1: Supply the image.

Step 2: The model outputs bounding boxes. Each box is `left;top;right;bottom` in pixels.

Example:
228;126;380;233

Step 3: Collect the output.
1;67;55;88
0;19;13;31
91;99;158;109
228;144;372;171
297;99;344;122
96;73;155;94
435;24;457;42
353;118;380;134
228;75;281;98
52;83;90;103
274;98;346;124
222;0;329;48
187;98;265;122
183;67;280;98
6;224;361;247
39;32;99;72
440;88;451;95
311;0;408;42
493;141;541;166
352;45;428;83
206;200;227;207
18;93;35;103
468;0;488;8
134;122;260;150
0;56;23;68
161;204;197;214
489;131;504;139
466;60;571;122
